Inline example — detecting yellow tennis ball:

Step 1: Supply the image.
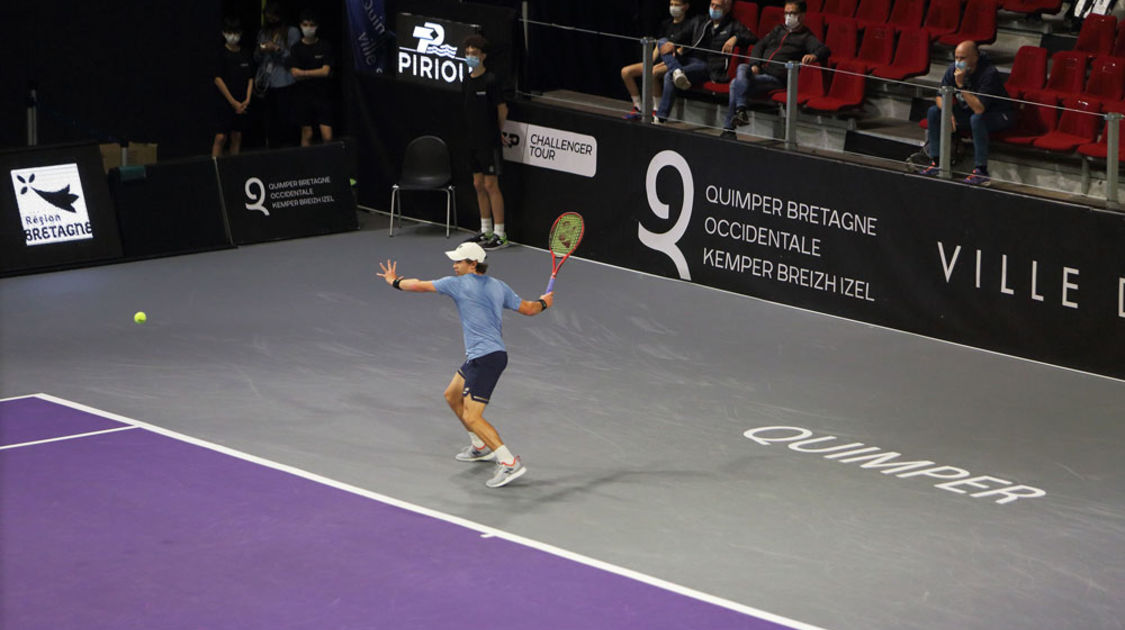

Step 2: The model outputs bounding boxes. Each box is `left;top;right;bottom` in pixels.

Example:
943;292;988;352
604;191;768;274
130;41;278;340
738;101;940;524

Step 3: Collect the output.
134;311;147;324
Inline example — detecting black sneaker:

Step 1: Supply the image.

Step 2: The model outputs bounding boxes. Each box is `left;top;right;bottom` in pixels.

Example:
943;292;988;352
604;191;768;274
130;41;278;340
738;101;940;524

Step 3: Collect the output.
463;231;492;244
720;128;736;139
481;233;510;250
734;107;750;127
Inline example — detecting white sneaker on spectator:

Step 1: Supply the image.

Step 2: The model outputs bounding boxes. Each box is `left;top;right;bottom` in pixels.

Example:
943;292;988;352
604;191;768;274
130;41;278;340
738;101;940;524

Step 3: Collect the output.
672;68;692;90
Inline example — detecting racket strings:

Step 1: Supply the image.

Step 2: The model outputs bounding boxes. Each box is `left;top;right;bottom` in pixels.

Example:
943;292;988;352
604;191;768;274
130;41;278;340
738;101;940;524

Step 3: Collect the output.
549;214;584;256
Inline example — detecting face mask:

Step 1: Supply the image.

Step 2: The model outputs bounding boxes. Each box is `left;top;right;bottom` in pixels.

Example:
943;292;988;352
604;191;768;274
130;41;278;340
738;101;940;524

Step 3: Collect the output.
709;7;723;19
670;5;685;18
954;60;968;71
301;26;317;38
465;55;481;70
224;33;241;45
784;14;799;29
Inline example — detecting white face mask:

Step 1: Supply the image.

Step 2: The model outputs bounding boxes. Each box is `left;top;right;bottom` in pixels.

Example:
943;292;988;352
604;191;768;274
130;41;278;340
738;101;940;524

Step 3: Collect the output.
301;26;317;38
670;4;685;18
784;14;799;29
223;33;241;45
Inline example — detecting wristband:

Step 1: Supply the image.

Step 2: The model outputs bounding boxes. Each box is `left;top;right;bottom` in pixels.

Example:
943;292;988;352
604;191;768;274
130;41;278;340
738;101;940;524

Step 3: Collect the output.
393;277;404;290
537;298;548;311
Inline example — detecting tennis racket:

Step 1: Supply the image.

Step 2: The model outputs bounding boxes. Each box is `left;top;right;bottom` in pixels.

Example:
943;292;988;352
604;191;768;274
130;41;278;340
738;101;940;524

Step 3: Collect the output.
545;212;585;293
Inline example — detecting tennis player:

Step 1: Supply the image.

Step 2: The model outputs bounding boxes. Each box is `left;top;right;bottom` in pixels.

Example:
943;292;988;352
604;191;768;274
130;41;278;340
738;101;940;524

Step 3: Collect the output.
377;242;554;488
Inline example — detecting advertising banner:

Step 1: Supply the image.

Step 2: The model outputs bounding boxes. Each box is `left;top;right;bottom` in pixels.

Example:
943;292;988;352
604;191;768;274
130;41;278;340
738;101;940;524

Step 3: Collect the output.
217;143;357;245
0;143;123;275
502;103;1125;379
345;0;394;74
395;12;480;90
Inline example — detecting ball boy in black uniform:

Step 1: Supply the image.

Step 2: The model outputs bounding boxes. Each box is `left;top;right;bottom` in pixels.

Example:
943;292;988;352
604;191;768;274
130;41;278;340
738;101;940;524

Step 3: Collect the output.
212;17;254;157
460;35;511;251
289;9;334;146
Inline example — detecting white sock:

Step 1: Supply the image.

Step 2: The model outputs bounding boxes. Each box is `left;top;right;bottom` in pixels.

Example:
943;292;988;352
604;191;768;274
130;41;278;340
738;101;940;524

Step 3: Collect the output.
481;218;493;234
494;222;506;238
652;96;660;110
493;445;516;465
631;95;642;109
468;432;485;449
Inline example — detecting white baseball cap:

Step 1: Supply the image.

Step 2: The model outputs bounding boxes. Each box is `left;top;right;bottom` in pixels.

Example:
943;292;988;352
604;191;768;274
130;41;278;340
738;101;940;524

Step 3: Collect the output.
444;242;487;263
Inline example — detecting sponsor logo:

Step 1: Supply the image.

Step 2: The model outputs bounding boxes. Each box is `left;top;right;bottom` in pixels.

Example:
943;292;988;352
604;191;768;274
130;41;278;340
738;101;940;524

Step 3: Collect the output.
744;426;1046;505
10;163;93;246
244;175;338;216
501;121;597;178
396;15;475;86
638;150;693;280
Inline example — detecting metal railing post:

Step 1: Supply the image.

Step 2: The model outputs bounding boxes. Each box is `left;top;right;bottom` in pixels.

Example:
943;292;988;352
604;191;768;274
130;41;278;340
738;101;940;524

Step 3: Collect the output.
785;61;798;149
26;81;38;146
1106;111;1121;204
641;37;654;124
938;85;954;180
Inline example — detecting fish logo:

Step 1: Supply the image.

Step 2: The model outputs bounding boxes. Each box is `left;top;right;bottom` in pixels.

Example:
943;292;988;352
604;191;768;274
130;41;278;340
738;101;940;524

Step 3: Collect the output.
16;173;80;213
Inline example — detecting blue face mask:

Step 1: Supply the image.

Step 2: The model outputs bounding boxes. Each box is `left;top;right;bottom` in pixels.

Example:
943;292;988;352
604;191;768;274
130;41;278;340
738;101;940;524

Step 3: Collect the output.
465;55;481;70
709;7;723;19
954;60;968;71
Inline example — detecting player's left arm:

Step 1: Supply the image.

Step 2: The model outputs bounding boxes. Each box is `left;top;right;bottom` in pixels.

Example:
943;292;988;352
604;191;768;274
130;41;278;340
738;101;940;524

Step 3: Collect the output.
517;292;554;316
378;260;436;292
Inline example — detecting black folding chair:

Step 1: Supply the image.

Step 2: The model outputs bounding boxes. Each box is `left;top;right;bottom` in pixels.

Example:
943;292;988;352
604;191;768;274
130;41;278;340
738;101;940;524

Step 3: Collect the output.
389;135;457;237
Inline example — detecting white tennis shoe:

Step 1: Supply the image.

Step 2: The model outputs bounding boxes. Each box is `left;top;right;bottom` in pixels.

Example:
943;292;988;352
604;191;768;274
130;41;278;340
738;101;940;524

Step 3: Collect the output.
455;445;496;462
486;457;527;488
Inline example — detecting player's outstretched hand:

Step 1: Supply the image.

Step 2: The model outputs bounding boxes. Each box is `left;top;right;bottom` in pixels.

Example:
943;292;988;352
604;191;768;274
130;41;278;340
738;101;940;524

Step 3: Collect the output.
539;292;554;309
377;260;399;285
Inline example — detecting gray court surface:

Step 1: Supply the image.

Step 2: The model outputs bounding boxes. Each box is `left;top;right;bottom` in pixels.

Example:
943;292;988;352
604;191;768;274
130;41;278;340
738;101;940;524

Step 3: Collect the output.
2;214;1123;630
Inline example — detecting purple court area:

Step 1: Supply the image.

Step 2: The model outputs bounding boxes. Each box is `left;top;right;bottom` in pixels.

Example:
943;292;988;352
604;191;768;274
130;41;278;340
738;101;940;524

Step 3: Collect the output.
0;397;798;630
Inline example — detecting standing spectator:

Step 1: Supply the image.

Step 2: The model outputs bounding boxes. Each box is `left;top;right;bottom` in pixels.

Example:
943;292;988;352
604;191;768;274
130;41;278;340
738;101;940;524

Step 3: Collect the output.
720;0;828;137
254;2;300;148
460;35;512;251
653;0;755;123
212;17;254;157
920;41;1014;186
289;9;334;146
620;0;694;120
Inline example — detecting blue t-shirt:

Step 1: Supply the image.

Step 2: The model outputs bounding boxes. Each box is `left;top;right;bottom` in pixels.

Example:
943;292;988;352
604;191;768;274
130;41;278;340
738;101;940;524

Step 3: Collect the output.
433;274;522;359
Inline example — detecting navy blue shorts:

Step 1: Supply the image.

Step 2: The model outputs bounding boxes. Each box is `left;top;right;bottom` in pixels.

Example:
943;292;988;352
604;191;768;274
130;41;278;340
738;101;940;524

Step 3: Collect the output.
457;351;508;404
468;147;502;176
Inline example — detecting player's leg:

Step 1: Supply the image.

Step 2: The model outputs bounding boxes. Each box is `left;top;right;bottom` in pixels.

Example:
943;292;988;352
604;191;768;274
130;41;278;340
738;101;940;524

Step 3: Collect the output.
212;132;227;158
448;368;494;462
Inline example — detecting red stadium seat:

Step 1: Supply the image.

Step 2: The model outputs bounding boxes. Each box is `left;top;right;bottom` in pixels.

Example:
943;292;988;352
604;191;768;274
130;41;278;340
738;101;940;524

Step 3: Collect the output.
994;90;1058;145
887;0;926;32
938;0;998;46
1004;46;1047;100
854;0;891;30
701;45;745;95
1041;51;1089;102
822;0;859;18
806;0;826;12
1074;14;1116;59
825;17;859;65
733;1;760;36
805;12;827;40
1076;103;1125;159
758;6;784;37
1033;97;1103;152
922;0;962;42
854;24;896;71
1112;21;1125;59
999;0;1063;15
1081;55;1125;108
770;62;828;104
871;27;931;80
804;61;868;110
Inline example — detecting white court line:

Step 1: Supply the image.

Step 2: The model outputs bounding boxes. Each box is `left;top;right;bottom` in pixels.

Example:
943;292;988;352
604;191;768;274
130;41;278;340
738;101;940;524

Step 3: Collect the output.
0;393;41;403
364;208;1124;385
0;425;138;451
29;392;827;630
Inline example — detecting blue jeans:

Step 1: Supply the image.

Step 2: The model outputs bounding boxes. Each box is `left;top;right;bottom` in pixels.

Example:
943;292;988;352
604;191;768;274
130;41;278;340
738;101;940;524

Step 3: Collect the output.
655;39;710;119
926;105;1015;170
723;64;784;128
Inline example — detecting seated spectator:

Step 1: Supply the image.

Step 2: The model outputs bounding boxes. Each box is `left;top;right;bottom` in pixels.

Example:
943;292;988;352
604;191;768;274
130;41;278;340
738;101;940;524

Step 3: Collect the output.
721;1;828;137
654;0;756;123
920;41;1014;186
621;0;694;120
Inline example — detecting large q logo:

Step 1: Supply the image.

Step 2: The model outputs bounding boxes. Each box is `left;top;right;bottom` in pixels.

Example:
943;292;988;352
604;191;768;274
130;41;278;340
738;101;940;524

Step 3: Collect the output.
639;150;693;280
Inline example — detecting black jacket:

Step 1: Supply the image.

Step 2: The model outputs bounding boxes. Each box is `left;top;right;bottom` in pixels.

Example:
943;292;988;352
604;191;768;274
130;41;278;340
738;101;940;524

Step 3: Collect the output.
750;25;830;81
672;14;757;83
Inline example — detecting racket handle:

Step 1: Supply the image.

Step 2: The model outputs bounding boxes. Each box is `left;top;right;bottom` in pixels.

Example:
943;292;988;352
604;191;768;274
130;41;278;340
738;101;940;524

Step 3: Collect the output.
546;276;556;293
